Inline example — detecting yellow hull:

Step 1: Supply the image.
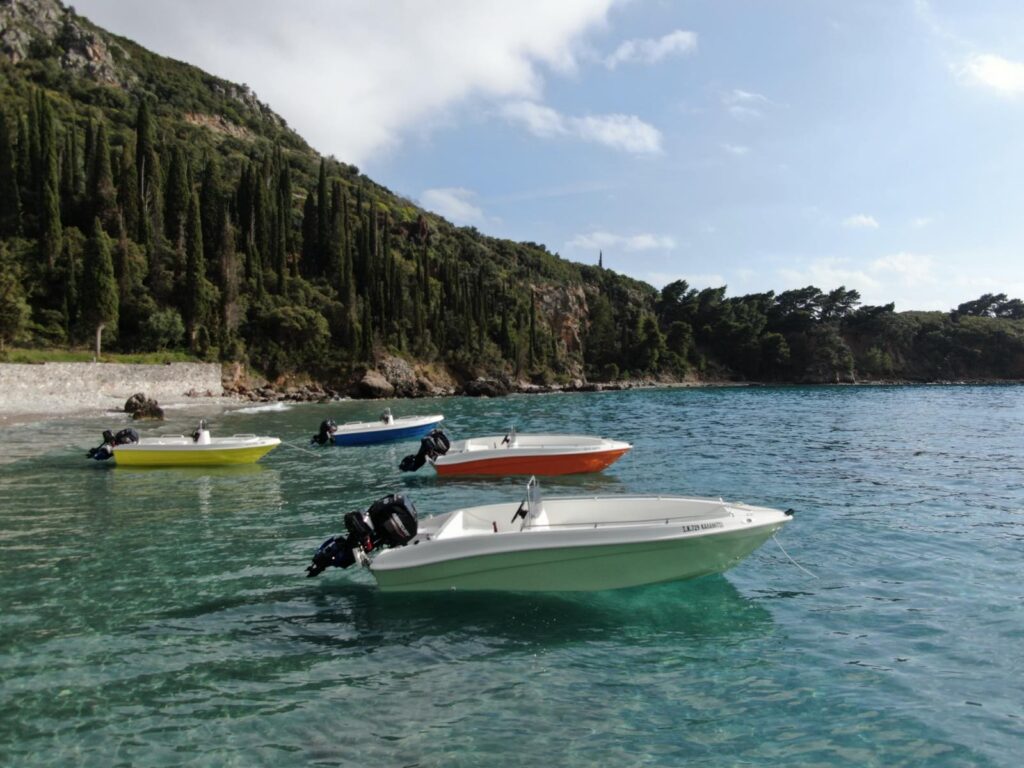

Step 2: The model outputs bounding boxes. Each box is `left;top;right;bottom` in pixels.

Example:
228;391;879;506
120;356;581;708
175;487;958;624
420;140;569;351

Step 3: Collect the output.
113;442;279;467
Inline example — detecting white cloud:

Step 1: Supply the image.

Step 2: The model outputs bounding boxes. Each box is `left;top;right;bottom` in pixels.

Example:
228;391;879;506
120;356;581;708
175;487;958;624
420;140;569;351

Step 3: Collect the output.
778;252;944;309
721;143;750;156
958;53;1024;96
567;231;676;252
722;89;771;120
910;216;932;229
419;187;486;225
605;29;697;69
74;0;616;164
501;101;662;154
869;252;936;284
843;214;880;229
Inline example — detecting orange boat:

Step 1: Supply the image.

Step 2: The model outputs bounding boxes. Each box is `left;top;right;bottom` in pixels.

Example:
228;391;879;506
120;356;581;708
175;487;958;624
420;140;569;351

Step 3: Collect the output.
430;431;632;477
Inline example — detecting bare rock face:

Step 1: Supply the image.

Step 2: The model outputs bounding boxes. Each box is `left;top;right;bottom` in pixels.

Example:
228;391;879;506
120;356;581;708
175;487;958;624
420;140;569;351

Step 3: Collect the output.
355;370;395;399
379;356;417;397
124;392;164;420
531;282;587;378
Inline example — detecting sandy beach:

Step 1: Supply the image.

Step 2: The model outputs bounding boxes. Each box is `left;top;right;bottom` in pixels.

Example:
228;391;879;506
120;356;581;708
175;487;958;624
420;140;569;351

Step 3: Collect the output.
0;362;230;425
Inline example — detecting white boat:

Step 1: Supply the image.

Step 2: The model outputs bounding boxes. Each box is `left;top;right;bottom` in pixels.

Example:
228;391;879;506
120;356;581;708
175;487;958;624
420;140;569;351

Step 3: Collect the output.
307;479;793;592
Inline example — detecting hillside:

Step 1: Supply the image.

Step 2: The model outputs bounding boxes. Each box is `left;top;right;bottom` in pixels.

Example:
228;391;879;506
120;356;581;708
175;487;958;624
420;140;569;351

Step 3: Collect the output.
2;0;1024;391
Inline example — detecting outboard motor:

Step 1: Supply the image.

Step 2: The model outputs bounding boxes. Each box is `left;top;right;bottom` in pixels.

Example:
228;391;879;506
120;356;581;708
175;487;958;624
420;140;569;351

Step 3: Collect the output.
306;493;418;577
311;419;338;446
87;428;140;461
399;429;451;472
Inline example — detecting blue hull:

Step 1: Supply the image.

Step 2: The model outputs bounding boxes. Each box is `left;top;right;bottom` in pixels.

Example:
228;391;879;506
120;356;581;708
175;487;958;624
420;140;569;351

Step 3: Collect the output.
331;419;443;447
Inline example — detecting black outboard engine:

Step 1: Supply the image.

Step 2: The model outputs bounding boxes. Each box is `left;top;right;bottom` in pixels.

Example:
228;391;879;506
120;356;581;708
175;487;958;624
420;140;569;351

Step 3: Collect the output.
311;419;338;446
306;493;418;577
399;429;451;472
87;428;140;461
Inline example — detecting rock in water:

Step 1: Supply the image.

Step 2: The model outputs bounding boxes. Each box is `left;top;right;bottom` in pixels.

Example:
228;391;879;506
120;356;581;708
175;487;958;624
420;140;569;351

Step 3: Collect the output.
124;392;164;420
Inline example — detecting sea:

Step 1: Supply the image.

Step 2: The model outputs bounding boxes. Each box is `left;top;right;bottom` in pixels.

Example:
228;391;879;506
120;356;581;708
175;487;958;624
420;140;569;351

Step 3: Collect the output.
0;385;1021;766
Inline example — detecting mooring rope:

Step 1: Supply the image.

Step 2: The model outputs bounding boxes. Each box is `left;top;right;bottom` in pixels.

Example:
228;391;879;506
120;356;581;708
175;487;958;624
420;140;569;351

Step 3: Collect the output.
772;533;818;579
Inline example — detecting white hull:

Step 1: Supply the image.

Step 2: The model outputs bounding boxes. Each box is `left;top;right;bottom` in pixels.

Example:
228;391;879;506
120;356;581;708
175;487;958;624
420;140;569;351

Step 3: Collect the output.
369;495;791;592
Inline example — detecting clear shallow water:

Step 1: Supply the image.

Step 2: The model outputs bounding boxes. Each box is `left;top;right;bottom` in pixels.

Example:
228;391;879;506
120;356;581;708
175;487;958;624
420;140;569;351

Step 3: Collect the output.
1;386;1022;766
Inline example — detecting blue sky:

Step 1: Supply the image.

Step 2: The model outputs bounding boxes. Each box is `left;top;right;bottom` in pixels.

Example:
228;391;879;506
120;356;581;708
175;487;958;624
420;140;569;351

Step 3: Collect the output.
77;0;1024;310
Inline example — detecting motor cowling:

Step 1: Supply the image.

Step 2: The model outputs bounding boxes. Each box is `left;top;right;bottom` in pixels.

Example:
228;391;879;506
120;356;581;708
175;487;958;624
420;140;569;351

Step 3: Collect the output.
306;494;419;577
87;428;140;461
311;419;338;446
399;429;451;472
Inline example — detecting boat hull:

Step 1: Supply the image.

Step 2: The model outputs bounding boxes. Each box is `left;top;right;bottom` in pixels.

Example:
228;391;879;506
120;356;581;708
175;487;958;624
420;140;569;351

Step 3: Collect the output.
113;441;279;466
434;446;630;476
370;522;785;592
331;418;443;446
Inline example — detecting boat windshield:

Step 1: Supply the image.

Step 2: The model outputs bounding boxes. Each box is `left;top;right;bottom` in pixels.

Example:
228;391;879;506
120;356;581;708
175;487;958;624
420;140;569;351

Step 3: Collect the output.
526;475;544;519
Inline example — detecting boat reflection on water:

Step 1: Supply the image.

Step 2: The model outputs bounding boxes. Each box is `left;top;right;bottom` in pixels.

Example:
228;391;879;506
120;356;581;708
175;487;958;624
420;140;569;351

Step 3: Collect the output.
104;463;283;518
300;575;774;650
398;470;625;493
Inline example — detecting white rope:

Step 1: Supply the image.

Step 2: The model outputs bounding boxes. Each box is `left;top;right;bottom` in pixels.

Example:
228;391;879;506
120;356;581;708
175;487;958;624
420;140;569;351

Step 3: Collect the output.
772;534;818;579
280;440;325;458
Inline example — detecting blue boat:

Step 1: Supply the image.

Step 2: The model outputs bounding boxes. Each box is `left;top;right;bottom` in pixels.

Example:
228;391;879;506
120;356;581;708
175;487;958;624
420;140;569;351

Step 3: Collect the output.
328;410;445;447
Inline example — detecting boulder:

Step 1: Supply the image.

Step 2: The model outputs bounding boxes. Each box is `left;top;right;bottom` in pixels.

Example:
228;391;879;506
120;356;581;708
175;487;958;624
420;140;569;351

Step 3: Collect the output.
379;356;418;397
355;370;395;399
462;377;510;398
124;392;164;421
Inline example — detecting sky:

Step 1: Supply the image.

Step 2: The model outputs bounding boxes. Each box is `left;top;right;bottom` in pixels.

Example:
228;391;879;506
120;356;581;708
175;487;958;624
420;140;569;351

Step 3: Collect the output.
74;0;1024;311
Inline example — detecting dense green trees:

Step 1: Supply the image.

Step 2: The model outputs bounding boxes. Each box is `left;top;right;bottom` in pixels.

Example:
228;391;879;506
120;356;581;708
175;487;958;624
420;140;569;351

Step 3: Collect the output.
2;18;1023;384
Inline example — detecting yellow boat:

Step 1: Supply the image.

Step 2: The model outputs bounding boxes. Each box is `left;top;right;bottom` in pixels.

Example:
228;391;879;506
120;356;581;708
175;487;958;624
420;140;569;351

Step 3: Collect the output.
110;424;280;467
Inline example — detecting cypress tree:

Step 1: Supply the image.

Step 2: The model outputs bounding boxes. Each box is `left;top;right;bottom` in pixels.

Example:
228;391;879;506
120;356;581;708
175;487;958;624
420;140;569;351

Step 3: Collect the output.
215;207;240;349
0;110;21;236
37;94;62;268
184;190;213;346
134;100;161;244
301;190;317;276
59;127;79;226
199;155;222;268
316;158;329;276
80;218;118;345
17;114;31;214
116;144;139;239
87;120;117;232
164;144;190;249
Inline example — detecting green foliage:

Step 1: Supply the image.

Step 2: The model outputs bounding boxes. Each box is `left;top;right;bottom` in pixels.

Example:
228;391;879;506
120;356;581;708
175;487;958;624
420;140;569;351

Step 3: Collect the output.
79;218;118;336
0;243;30;349
140;307;184;350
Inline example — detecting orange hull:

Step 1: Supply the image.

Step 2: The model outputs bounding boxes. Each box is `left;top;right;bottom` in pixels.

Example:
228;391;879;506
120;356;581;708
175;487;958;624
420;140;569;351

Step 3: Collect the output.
434;448;630;477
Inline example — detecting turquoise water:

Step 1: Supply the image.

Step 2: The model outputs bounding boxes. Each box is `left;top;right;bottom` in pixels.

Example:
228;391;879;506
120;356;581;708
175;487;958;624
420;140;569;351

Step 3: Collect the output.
1;386;1022;766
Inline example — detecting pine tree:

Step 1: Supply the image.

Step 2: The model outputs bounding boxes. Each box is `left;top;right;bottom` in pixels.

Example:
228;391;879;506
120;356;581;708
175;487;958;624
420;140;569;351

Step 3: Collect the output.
80;218;119;349
0;110;21;236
